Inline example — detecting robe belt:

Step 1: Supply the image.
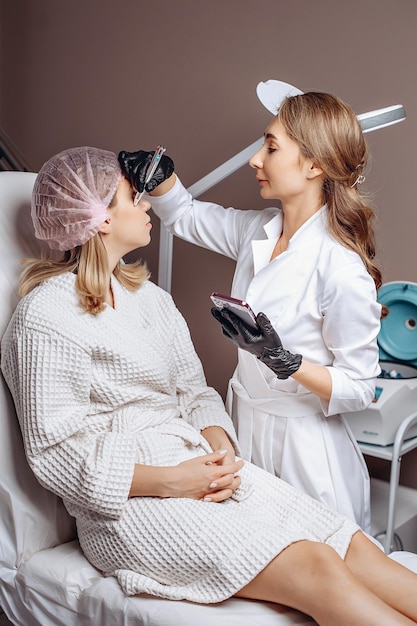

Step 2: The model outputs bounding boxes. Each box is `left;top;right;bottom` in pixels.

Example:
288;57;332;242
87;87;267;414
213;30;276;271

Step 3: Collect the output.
112;407;209;447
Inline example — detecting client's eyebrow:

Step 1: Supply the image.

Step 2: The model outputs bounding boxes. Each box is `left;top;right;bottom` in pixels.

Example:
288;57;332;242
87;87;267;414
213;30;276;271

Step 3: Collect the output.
264;132;277;140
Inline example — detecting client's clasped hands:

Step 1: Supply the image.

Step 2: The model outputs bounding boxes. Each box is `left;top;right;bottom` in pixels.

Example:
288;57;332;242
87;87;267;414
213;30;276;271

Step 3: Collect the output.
173;450;243;503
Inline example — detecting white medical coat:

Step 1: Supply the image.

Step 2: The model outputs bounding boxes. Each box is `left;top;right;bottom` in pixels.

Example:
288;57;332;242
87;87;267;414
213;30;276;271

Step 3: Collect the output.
151;177;382;532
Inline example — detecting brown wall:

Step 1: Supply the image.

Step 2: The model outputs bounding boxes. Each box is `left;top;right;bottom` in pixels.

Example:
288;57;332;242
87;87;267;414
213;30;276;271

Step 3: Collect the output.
1;0;417;487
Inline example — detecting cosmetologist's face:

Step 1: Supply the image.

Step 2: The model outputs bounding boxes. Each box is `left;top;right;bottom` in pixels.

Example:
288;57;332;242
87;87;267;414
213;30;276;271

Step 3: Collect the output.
249;118;311;203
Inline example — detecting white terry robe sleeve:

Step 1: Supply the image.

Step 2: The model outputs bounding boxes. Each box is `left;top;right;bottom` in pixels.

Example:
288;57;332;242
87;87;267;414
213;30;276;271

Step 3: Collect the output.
3;329;137;519
171;305;240;452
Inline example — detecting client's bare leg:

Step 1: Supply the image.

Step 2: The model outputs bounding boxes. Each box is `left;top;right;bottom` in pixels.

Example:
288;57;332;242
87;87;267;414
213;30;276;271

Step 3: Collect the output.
235;536;416;625
345;531;417;622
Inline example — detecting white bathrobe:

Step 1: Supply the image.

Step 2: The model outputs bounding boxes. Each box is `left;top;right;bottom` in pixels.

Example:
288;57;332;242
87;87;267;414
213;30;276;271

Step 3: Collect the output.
1;273;359;603
150;177;382;532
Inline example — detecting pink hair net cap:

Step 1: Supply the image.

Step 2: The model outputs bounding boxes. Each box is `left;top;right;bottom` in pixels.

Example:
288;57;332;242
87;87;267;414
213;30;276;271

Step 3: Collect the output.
31;146;123;251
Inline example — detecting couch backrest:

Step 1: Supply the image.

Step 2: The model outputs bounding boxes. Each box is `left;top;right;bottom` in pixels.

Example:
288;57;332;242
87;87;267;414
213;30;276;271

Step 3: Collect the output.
0;171;76;570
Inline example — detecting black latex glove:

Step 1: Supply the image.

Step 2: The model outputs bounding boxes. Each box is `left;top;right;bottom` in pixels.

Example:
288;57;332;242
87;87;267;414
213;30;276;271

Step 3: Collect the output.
211;307;302;380
118;149;175;194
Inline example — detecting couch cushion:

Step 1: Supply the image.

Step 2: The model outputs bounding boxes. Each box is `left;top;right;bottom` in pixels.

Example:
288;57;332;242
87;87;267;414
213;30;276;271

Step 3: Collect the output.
0;172;76;571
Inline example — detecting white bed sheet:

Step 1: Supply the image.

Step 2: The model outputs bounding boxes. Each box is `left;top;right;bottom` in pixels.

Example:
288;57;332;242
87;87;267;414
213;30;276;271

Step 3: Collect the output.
2;541;316;626
2;542;417;626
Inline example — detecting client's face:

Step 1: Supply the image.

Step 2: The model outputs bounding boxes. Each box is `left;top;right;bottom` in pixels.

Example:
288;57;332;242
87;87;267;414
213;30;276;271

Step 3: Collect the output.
106;178;152;255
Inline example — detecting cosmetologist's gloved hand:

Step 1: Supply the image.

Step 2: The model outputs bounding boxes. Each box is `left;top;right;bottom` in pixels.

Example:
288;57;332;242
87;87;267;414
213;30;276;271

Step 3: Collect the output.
211;308;302;380
117;149;175;194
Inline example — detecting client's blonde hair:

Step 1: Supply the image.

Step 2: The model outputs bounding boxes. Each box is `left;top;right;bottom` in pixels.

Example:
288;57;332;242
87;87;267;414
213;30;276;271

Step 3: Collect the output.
19;233;149;315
